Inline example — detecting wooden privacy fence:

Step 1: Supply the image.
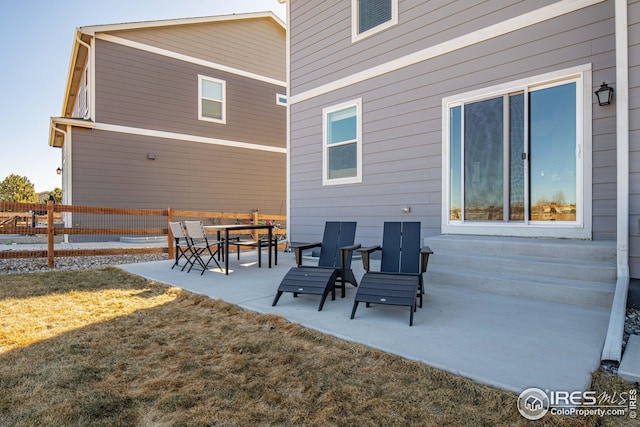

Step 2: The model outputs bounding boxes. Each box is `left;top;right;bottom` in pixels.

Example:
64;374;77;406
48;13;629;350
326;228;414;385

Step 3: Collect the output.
0;201;286;268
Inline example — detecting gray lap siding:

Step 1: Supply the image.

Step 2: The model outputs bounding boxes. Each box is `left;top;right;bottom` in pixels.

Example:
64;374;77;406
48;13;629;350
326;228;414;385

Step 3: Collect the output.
94;39;286;148
71;128;286;213
288;0;616;248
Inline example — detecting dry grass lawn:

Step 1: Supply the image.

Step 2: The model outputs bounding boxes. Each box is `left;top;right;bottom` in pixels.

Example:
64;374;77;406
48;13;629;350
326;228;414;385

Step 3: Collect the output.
0;267;636;426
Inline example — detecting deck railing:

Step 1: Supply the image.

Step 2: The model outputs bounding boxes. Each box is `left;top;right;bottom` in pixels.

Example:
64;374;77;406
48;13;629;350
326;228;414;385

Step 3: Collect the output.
0;201;286;268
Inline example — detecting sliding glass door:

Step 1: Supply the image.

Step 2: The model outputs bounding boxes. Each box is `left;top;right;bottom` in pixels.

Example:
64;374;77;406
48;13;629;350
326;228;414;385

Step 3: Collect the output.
448;79;579;228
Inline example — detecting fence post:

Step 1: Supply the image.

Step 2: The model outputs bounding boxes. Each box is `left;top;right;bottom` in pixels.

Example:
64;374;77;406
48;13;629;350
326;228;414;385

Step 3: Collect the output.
47;200;54;268
167;207;174;261
252;210;260;241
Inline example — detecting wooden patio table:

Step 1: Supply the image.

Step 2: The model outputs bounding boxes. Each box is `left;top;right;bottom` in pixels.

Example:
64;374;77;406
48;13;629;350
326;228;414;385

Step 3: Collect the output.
204;224;274;275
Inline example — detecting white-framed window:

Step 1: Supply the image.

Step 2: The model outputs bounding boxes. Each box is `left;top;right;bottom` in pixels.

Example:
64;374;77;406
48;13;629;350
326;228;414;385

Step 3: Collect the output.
198;75;226;124
442;65;592;239
74;66;90;119
323;98;363;186
276;93;287;106
352;0;398;43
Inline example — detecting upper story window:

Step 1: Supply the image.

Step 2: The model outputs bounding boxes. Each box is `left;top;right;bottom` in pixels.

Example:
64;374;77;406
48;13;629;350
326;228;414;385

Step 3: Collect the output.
352;0;398;43
323;98;362;185
74;66;90;119
198;75;226;124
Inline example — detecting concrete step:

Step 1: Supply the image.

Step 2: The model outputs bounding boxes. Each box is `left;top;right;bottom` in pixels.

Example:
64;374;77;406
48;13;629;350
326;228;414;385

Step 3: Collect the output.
425;235;617;263
426;267;614;309
423;235;616;309
432;251;616;283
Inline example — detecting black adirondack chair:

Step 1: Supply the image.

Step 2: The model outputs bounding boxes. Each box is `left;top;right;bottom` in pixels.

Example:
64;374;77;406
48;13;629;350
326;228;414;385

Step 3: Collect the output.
272;221;360;311
350;222;433;326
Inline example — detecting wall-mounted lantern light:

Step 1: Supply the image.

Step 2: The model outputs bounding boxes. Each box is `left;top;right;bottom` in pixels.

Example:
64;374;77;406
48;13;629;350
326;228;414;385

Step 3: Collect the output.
595;82;614;106
56;167;62;175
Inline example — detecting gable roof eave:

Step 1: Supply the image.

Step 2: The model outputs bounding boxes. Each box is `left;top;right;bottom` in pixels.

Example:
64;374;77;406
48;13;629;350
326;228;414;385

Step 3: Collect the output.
58;12;285;120
48;117;96;148
60;29;92;119
79;11;285;35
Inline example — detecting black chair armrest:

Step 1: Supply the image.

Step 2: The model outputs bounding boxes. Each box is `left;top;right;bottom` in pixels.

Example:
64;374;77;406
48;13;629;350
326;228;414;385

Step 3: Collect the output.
358;245;382;272
290;242;322;266
420;246;434;273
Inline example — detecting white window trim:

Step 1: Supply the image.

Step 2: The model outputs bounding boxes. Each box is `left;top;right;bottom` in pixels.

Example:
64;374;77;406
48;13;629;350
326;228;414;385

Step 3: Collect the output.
441;64;593;239
351;0;398;43
198;75;226;124
276;93;287;106
322;98;363;186
83;67;90;119
72;61;91;120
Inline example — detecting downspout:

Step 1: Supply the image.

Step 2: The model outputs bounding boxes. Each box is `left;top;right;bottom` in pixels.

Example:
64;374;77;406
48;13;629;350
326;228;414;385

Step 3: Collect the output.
75;33;91;51
50;122;69;243
283;0;291;248
601;0;630;363
50;123;67;145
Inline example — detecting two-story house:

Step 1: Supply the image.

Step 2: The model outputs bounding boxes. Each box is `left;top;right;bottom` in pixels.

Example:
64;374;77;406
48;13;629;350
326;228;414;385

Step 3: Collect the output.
49;12;286;215
280;0;638;363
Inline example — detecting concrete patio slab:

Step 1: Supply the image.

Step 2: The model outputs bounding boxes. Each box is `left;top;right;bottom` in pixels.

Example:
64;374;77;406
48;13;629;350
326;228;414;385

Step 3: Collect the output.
119;251;610;395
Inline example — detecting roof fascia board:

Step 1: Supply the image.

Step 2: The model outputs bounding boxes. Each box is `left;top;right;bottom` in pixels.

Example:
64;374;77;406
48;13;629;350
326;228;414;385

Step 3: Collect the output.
60;29;86;116
79;11;285;35
51;117;96;129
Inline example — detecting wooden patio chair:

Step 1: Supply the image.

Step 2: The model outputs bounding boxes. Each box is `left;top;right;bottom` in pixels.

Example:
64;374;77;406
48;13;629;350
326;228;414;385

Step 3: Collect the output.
272;221;360;311
168;221;192;271
183;221;223;275
350;222;433;326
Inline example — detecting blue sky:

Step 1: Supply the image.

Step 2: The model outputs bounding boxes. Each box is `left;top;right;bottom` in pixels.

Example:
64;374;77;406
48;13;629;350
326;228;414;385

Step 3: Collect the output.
0;0;286;193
